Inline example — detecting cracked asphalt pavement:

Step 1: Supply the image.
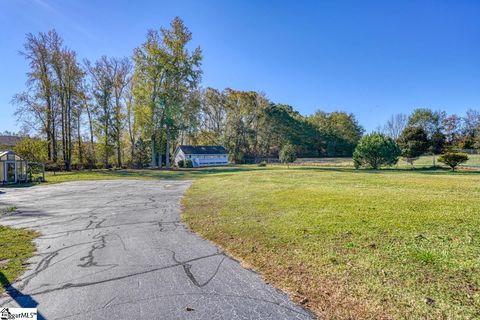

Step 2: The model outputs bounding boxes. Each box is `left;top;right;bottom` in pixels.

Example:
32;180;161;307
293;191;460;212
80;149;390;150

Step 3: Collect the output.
0;180;315;319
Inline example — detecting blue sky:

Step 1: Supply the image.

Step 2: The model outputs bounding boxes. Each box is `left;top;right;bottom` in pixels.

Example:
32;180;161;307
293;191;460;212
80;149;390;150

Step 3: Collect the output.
1;0;480;133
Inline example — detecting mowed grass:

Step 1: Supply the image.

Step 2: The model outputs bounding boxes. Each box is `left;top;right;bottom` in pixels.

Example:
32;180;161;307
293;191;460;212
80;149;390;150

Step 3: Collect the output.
398;154;480;168
182;167;480;319
296;154;480;169
37;166;259;184
0;224;37;292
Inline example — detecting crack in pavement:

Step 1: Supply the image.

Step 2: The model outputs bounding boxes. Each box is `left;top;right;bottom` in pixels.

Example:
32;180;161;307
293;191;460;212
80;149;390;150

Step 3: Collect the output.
78;233;117;269
38;220;183;239
18;252;224;297
169;249;226;288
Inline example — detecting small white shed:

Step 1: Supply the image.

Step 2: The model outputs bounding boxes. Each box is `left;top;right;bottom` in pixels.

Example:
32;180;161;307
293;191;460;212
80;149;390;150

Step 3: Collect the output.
173;146;228;168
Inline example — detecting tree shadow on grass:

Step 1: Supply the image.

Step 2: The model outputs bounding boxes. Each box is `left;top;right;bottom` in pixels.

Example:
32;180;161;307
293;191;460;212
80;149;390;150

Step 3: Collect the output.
116;166;261;177
44;166;264;182
291;165;480;175
0;272;46;319
1;167;261;187
7;165;480;187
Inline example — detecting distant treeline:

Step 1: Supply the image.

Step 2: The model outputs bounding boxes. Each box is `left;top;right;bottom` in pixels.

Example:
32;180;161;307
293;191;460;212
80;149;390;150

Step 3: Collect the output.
378;109;480;154
11;18;480;169
194;88;364;162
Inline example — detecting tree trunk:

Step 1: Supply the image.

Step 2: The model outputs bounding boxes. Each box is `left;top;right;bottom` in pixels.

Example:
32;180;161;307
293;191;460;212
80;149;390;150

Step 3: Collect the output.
52;116;57;162
117;137;122;167
103;93;109;169
65;96;72;171
85;103;95;169
127;124;135;167
104;113;109;168
61;96;66;168
116;108;122;168
128;125;135;167
104;123;109;168
126;97;135;167
165;125;170;169
151;134;156;168
116;125;122;168
115;96;122;168
46;128;52;161
77;111;83;168
46;99;53;161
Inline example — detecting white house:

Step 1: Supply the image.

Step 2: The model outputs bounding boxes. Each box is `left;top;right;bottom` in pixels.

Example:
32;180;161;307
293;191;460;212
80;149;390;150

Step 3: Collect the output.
173;146;228;168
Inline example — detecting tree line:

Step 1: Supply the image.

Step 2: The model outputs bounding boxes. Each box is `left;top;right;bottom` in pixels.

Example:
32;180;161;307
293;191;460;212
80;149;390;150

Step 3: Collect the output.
13;17;364;169
378;108;480;164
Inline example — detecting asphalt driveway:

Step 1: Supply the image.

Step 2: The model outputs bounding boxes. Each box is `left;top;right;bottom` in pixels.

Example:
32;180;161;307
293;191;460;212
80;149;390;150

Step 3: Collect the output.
0;180;314;319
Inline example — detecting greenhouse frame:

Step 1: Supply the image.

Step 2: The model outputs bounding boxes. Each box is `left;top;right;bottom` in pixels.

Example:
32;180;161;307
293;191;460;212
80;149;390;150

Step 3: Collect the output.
0;150;28;184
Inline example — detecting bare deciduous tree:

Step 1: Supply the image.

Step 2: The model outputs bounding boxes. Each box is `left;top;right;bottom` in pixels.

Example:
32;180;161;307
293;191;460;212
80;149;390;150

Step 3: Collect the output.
382;113;407;140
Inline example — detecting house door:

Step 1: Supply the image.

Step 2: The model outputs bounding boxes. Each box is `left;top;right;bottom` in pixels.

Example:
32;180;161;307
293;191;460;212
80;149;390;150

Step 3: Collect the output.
6;162;16;183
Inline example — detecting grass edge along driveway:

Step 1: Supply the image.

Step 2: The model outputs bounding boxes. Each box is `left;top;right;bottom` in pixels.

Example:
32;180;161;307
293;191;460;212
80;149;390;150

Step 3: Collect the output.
182;167;480;319
0;222;37;294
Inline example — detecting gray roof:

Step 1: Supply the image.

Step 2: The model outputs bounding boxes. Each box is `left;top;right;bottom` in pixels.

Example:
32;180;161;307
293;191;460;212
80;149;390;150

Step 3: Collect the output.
0;150;19;160
177;145;227;155
0;135;22;147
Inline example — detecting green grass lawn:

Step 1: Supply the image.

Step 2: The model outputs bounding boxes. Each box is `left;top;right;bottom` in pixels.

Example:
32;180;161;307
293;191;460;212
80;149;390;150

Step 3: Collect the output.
41;166;259;184
182;167;480;319
398;154;480;168
296;154;480;169
0;224;37;293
